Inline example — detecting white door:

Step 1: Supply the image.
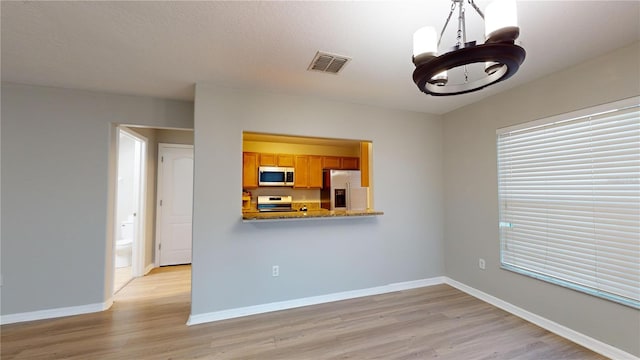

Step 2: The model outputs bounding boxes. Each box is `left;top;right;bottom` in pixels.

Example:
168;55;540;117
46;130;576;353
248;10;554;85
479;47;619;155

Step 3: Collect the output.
157;144;193;266
114;128;147;292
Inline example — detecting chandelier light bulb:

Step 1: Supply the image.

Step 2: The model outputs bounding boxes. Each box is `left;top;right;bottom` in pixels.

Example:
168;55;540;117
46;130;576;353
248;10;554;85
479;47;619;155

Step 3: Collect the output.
430;70;448;86
413;26;438;64
485;0;520;43
485;61;501;75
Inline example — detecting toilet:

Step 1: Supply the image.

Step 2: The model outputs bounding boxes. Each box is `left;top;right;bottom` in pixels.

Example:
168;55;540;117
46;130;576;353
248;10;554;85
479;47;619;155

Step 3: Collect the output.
115;221;133;268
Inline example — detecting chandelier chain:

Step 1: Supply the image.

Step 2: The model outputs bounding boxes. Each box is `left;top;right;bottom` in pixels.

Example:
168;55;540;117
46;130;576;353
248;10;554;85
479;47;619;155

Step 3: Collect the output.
458;2;469;82
460;4;466;45
468;0;484;19
437;1;457;48
437;0;487;49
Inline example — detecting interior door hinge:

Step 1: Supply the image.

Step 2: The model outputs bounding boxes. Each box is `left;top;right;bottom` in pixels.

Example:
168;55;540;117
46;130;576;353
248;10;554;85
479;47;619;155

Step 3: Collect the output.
161;156;164;163
160;200;163;206
159;243;161;250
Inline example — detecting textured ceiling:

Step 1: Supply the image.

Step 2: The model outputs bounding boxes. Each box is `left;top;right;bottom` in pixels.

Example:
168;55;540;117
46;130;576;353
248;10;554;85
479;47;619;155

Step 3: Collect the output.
2;1;639;115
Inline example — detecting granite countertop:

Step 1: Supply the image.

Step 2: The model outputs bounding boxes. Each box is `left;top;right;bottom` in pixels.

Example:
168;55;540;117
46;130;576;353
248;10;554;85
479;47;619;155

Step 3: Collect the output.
242;209;384;221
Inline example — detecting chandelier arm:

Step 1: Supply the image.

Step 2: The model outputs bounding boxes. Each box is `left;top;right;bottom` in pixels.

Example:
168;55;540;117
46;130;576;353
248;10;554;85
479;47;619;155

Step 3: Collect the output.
468;0;484;19
437;2;457;48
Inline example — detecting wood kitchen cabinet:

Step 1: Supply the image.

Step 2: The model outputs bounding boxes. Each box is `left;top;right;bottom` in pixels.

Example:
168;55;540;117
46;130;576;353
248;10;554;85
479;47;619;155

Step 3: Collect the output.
294;155;323;189
322;156;342;169
360;142;370;187
259;153;294;167
308;156;323;188
277;154;295;167
322;156;359;170
294;155;308;187
259;153;277;166
242;152;259;189
341;157;359;170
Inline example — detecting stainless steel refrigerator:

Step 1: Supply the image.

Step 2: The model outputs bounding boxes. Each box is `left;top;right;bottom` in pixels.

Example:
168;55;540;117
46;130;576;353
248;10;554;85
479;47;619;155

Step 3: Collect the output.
321;170;368;211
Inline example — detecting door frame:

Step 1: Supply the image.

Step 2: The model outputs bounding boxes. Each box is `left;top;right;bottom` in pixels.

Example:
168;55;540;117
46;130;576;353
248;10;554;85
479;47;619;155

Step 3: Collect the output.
155;143;194;267
116;127;148;279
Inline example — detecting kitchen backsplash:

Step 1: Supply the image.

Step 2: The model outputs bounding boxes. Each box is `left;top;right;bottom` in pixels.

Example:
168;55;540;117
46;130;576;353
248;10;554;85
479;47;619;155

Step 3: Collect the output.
292;202;322;211
242;188;321;212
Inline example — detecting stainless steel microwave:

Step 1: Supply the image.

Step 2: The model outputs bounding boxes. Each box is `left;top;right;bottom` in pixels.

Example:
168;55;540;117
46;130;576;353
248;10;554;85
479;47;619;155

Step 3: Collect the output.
258;166;294;186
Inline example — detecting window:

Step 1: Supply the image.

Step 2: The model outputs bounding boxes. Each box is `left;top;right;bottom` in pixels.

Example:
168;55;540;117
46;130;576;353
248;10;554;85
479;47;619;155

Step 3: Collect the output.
497;97;640;309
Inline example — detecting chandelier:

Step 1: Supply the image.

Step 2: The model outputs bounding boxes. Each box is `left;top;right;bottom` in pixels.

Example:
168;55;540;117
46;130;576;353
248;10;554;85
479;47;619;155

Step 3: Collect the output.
412;0;526;96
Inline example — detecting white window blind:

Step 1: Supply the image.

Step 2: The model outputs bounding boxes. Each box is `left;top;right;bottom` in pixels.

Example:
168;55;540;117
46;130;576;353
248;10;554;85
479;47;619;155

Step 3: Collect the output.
497;97;640;309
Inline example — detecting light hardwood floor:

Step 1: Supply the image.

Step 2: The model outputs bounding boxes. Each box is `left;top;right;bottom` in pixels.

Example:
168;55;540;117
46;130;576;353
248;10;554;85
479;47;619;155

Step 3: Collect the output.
113;265;133;294
1;265;605;359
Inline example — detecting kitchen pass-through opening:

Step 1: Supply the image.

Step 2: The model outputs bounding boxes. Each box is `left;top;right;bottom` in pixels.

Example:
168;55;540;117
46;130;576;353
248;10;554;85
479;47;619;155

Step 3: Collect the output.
242;132;373;213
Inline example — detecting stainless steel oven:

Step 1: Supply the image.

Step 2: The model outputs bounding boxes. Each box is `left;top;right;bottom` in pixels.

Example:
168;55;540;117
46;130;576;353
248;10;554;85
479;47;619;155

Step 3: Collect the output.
257;196;293;212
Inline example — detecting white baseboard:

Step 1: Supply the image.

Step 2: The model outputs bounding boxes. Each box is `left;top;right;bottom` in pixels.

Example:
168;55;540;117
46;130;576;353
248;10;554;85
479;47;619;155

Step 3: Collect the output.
187;276;445;326
144;263;155;275
0;298;113;325
444;277;639;360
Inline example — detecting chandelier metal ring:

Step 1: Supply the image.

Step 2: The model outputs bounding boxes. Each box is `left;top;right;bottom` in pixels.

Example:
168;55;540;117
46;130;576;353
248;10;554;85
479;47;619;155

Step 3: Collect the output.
413;42;525;96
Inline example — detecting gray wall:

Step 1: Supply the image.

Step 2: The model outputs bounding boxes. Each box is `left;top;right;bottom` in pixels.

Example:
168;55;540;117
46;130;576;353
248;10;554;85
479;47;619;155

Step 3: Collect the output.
192;85;444;315
442;42;640;356
156;129;194;145
1;83;193;315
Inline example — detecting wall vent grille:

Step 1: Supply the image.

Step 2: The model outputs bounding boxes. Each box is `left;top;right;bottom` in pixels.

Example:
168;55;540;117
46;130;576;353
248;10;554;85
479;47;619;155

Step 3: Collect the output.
307;51;351;74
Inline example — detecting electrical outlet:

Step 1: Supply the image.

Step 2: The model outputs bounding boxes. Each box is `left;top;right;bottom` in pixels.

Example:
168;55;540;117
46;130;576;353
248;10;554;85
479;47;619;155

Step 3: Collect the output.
272;265;279;277
479;258;486;270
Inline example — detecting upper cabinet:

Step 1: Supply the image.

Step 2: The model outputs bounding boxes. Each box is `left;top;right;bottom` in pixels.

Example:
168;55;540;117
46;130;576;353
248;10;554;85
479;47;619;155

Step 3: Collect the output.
242;152;259;189
322;156;359;170
294;155;322;189
259;153;294;167
308;156;323;188
277;154;295;167
293;155;308;187
341;157;359;170
322;156;341;169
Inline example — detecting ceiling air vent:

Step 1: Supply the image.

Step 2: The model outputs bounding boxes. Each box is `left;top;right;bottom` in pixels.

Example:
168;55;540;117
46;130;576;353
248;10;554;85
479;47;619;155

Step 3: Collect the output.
308;51;351;74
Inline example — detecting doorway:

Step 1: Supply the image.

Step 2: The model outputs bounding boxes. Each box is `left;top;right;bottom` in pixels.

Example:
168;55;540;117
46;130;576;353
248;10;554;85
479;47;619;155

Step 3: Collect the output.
156;144;194;266
114;128;147;293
